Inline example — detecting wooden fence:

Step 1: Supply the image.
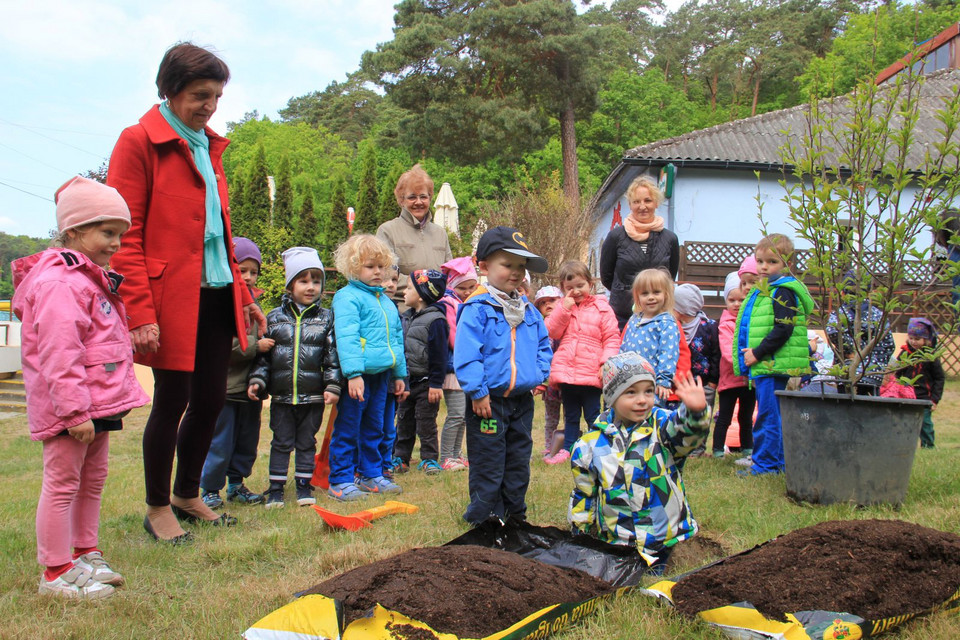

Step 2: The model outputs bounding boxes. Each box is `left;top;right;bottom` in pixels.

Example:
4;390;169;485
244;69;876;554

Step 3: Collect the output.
677;241;960;376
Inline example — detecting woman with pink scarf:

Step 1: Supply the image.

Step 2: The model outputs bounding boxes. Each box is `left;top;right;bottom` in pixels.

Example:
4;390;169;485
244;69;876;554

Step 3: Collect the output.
599;176;680;329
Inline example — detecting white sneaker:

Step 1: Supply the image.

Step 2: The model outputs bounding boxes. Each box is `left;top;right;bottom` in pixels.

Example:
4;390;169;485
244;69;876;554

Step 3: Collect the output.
39;565;115;599
74;551;124;586
734;456;753;467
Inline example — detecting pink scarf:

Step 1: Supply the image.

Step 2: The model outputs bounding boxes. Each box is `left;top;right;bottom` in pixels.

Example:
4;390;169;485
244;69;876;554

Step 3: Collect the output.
623;214;665;242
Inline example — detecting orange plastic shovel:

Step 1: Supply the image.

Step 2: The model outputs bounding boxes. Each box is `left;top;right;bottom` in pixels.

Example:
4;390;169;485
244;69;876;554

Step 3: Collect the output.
312;500;419;532
311;405;337;490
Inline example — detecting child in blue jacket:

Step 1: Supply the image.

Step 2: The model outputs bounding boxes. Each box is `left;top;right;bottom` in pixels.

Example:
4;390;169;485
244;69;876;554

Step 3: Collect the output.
454;227;552;527
328;235;407;501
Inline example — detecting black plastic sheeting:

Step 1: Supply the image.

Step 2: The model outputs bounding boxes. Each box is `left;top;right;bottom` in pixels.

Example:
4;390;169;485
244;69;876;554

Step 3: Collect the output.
445;520;650;587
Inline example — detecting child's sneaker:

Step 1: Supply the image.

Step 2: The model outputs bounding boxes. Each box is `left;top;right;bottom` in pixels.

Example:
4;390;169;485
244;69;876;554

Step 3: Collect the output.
263;482;285;509
357;475;402;494
441;458;466;471
73;551;124;586
227;483;264;505
734;456;753;467
327;482;367;502
39;565;115;599
295;479;316;506
201;490;224;510
390;456;410;474
418;459;442;475
545;449;571;465
382;467;395;480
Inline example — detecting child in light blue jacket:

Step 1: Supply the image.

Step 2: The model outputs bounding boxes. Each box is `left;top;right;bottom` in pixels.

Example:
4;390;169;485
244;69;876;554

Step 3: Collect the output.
327;235;407;502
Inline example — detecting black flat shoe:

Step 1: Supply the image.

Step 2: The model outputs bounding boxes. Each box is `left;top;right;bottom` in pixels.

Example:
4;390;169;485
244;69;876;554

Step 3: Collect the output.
143;515;193;545
171;505;237;527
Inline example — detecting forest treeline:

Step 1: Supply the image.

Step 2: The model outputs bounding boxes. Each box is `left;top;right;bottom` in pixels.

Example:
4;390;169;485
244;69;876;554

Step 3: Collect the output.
6;0;960;306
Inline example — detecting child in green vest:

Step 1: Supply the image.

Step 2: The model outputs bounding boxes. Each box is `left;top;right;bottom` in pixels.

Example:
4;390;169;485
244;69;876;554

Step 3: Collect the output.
733;234;814;476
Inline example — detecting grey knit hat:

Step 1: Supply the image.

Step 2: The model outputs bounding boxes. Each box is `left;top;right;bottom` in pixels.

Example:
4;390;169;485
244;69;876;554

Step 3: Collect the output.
602;352;657;406
674;283;704;316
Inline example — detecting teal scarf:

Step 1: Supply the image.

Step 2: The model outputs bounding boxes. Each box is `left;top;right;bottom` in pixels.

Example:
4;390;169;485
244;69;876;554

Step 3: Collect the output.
159;102;233;287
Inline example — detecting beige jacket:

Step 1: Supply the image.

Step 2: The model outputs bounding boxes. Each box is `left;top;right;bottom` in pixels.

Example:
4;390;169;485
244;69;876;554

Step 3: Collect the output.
377;207;453;308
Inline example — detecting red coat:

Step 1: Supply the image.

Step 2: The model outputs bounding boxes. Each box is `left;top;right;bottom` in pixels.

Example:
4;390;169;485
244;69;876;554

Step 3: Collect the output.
107;105;252;371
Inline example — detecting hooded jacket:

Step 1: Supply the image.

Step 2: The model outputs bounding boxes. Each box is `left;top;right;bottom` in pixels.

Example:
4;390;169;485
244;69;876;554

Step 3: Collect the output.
247;294;342;404
331;279;407;380
12;249;150;440
546;294;620;388
569;404;710;561
454;285;552;400
897;339;945;404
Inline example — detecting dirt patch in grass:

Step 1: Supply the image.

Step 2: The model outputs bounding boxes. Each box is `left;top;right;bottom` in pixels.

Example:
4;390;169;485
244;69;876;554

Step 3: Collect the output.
665;532;727;573
672;519;960;621
304;545;615;638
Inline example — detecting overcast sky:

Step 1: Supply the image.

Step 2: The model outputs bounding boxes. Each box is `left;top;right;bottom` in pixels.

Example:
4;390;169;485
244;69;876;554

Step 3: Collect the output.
0;0;682;239
0;0;400;238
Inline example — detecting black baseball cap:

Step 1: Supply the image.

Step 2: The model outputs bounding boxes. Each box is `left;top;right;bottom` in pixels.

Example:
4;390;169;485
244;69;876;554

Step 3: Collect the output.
475;226;548;273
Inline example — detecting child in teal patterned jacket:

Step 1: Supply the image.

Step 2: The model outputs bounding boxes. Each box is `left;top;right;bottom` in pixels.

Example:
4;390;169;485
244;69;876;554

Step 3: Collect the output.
569;352;710;574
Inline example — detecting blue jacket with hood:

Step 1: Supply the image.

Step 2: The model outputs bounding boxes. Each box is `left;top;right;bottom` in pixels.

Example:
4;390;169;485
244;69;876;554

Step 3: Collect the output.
454;285;552;400
332;279;407;380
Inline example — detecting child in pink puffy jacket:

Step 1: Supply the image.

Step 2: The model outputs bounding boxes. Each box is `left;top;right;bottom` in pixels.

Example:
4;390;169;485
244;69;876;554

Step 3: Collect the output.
12;177;149;599
545;261;620;459
713;271;755;459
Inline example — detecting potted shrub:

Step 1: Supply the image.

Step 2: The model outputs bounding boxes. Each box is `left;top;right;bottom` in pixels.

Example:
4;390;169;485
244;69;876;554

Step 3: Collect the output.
766;60;960;505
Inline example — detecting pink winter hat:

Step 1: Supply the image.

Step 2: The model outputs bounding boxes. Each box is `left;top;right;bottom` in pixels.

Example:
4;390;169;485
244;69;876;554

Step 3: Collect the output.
441;256;478;289
55;176;131;233
738;255;758;277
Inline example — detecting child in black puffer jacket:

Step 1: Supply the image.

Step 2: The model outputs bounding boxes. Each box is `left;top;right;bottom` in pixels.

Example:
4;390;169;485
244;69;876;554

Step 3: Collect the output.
248;247;342;508
896;317;945;449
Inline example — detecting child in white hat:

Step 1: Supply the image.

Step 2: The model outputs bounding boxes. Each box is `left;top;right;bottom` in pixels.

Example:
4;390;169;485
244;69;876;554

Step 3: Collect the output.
12;176;150;598
568;352;710;574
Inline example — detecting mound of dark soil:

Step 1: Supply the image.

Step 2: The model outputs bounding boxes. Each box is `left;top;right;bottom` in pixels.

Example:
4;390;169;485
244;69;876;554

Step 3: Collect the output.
672;519;960;621
304;545;615;638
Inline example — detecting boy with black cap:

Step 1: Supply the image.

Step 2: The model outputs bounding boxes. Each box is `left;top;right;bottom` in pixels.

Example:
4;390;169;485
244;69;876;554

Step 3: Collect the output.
393;269;450;475
569;352;710;574
454;227;552;527
247;247;342;508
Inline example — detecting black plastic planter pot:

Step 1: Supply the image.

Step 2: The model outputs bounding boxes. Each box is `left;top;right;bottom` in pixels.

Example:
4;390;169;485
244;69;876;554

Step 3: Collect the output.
777;391;930;506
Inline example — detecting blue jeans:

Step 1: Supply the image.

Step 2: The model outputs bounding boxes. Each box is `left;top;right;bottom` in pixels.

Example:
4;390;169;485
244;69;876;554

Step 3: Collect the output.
329;371;389;485
379;395;397;474
200;399;263;492
750;376;788;474
559;384;602;451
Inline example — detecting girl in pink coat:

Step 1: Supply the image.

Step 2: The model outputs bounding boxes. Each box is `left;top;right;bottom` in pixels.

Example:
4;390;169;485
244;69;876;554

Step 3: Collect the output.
12;177;149;599
713;271;755;458
545;261;621;458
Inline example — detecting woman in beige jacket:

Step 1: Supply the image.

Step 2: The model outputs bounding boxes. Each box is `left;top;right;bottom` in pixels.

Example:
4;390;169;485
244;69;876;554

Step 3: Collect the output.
376;164;453;309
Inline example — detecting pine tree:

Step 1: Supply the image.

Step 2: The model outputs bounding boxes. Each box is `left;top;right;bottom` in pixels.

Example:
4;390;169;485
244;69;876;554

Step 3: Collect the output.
325;177;350;263
297;189;319;249
241;143;271;239
228;172;249;238
379;161;405;227
354;141;379;234
273;155;294;232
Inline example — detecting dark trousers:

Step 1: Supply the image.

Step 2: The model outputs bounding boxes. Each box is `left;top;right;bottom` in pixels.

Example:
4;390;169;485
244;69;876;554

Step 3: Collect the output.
395;379;440;464
143;288;233;506
712;387;755;453
329;371;389;484
921;407;935;448
200;399;263;491
463;393;534;525
559;384;602;451
268;403;324;483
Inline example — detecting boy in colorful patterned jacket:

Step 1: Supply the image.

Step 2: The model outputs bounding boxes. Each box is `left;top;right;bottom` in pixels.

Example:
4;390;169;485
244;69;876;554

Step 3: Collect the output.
454;226;552;527
733;234;814;476
568;352;710;574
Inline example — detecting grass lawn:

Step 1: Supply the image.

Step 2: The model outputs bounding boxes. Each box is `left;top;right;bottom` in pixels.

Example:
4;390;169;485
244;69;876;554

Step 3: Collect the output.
3;383;960;639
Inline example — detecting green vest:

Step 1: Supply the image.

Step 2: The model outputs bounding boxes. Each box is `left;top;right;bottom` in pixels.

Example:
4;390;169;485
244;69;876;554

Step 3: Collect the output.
733;276;814;377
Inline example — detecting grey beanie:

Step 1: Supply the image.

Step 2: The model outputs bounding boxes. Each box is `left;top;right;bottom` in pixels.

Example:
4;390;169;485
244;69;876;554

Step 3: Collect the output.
602;352;657;407
282;246;324;288
674;283;704;316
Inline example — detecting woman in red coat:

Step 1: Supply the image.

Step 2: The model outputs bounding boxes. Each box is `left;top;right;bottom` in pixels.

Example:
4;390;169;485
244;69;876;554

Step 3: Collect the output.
108;43;265;543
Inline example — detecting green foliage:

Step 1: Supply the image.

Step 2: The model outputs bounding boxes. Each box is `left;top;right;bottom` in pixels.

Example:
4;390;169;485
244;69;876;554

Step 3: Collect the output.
233;143;271;240
326;178;350;265
773;61;960;388
0;232;49;299
273;155;294;231
251;224;294;311
800;2;960;98
354;141;380;234
297;188;320;250
279;71;385;146
378;161;406;228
